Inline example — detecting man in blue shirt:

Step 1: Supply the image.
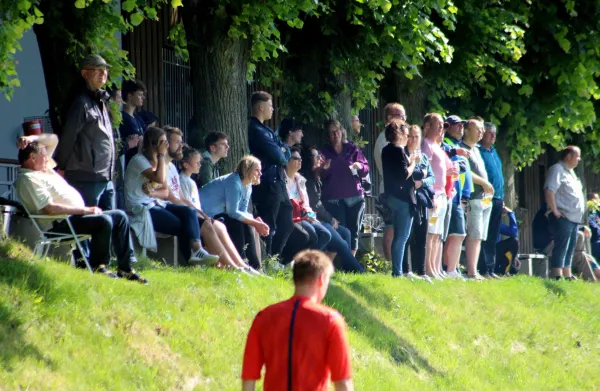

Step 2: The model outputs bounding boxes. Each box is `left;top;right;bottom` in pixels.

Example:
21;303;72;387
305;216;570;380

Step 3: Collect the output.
479;122;505;278
248;91;294;259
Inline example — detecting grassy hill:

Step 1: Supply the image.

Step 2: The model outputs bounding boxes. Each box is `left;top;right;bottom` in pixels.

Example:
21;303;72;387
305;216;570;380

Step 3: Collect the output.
0;240;598;390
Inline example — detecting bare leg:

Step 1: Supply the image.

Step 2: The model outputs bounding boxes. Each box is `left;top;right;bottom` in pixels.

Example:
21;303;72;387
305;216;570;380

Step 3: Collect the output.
383;226;393;261
551;268;563;278
200;222;236;268
425;234;439;277
465;237;482;276
562;267;572;278
213;220;248;268
594;268;600;281
445;235;465;273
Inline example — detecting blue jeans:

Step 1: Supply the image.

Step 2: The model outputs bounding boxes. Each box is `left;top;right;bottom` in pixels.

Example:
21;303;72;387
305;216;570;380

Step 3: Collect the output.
298;220;331;250
387;196;414;277
322;223;365;273
149;203;201;261
549;215;579;269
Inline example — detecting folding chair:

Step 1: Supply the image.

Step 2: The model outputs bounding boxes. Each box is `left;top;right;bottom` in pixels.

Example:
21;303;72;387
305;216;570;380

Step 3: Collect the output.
20;203;93;274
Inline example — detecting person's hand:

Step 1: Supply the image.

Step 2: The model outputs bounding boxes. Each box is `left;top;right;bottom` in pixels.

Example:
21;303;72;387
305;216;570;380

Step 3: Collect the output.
502;205;513;215
332;218;340;229
322;159;332;170
455;148;470;158
415;180;423;189
16;135;36;150
255;218;270;236
410;153;422;164
483;181;494;194
352;162;363;171
552;209;563;219
158;139;169;155
583;225;591;239
514;258;521;269
83;206;102;215
446;165;459;177
55;168;65;177
199;210;211;221
127;134;141;149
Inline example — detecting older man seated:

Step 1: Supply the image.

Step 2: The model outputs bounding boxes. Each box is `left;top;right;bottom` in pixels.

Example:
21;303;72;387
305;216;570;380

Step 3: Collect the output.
15;133;147;284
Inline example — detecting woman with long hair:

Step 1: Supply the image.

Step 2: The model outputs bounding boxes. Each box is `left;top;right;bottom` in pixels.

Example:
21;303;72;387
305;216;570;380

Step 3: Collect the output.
124;127;219;264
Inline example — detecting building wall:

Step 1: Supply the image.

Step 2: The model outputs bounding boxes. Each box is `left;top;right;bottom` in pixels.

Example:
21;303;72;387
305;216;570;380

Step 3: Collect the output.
0;31;49;162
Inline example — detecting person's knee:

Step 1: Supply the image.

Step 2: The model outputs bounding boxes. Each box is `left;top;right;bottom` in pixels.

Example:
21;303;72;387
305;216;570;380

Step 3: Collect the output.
97;214;113;233
109;210;128;225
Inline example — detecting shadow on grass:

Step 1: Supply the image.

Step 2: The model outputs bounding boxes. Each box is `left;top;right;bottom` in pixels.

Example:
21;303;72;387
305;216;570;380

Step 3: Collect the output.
544;280;567;298
0;242;57;370
327;283;441;376
345;279;394;312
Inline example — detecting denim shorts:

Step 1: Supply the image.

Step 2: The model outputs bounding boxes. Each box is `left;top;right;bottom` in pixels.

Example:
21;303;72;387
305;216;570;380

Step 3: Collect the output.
448;202;466;237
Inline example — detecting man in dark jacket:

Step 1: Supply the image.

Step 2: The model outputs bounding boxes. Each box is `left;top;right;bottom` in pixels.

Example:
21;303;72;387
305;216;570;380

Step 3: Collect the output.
54;54;116;210
248;91;293;258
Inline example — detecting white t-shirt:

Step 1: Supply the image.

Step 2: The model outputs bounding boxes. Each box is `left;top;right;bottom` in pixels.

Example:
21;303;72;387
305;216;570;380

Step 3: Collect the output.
180;173;201;210
15;168;85;214
124;153;155;211
167;162;181;200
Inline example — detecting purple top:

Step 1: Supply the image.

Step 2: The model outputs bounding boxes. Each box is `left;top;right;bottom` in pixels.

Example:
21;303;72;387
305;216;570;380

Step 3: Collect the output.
320;142;370;201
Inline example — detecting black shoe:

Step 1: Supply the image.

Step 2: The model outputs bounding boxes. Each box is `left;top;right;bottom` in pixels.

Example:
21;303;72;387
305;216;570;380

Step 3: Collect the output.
565;276;578;281
96;266;120;279
554;276;564;281
117;269;149;285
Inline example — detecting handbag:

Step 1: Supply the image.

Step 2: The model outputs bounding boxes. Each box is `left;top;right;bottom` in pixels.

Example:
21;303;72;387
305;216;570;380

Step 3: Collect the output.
291;199;308;223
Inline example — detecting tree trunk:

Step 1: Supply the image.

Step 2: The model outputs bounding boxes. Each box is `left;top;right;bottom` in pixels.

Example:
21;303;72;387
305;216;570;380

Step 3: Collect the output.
333;73;353;133
387;69;428;124
33;5;84;134
496;136;517;209
182;4;250;174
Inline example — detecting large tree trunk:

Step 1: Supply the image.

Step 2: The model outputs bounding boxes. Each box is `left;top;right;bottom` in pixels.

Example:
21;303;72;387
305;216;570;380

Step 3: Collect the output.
333;73;353;133
496;136;517;209
33;4;85;134
382;69;428;123
182;4;250;174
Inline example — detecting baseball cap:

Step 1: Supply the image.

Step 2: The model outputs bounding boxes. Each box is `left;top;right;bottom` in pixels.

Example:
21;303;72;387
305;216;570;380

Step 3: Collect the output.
81;54;111;69
444;115;467;128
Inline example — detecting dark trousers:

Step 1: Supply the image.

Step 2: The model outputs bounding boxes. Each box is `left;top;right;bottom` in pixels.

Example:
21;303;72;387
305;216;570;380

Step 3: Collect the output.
322;222;365;273
216;214;260;269
548;215;579;269
404;211;428;276
149;203;201;261
281;223;312;264
478;198;503;274
495;237;519;275
252;180;294;257
67;179;115;264
324;197;365;251
53;210;136;271
298;220;332;251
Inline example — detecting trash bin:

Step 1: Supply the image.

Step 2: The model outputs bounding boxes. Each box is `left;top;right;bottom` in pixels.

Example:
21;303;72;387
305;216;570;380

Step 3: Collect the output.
0;205;17;240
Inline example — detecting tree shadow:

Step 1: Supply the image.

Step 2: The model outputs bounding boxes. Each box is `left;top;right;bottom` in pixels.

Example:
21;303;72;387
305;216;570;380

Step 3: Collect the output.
0;242;58;370
326;283;441;376
345;279;394;312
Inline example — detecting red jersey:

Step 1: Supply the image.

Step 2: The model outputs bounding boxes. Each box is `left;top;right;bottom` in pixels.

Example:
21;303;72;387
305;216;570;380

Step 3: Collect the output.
242;296;352;390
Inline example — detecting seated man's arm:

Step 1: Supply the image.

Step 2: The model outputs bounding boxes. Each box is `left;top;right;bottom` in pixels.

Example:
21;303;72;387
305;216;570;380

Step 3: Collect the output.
42;202;98;216
17;134;59;159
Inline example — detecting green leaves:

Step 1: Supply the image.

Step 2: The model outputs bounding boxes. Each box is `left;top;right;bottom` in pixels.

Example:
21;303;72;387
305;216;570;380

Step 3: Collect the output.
130;12;144;26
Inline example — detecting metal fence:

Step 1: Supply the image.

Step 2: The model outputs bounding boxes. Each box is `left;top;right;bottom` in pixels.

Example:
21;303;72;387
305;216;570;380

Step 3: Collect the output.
162;48;194;140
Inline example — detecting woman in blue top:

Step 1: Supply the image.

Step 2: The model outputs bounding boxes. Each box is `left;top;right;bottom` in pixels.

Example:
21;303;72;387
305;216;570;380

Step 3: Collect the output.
200;156;270;269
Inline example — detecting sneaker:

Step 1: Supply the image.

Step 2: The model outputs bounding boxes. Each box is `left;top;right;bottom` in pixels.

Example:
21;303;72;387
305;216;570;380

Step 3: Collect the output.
421;275;434;284
404;272;422;280
96;266;119;279
466;273;485;281
118;269;149;285
189;248;219;266
489;273;502;279
446;271;464;280
565;275;578;281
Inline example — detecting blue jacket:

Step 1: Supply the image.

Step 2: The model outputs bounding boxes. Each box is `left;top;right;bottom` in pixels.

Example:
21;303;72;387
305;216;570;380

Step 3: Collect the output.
479;144;504;199
248;117;290;184
497;211;518;242
199;173;252;221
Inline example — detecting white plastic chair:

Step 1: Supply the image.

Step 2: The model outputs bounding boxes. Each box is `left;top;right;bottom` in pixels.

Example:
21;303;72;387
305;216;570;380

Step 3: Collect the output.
21;203;93;274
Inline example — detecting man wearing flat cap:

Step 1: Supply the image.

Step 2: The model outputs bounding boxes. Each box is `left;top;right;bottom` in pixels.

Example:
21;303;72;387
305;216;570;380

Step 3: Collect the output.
54;54;116;211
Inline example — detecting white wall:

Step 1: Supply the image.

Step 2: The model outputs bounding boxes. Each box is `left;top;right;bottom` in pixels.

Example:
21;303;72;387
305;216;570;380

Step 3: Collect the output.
0;30;49;162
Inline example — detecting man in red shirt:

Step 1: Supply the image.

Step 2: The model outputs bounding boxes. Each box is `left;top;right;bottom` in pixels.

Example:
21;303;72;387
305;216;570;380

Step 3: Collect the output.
241;250;354;391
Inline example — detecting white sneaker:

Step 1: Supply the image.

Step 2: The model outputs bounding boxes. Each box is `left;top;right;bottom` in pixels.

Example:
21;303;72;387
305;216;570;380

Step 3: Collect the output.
446;271;464;280
421;275;434;284
189;248;219;266
404;272;422;280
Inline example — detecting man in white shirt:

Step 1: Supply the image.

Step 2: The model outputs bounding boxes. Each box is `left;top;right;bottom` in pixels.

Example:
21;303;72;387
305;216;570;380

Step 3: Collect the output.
15;133;147;284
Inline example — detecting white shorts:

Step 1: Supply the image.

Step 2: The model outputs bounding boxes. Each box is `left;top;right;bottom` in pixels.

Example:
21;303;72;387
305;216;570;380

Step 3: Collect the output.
428;195;448;235
467;199;492;240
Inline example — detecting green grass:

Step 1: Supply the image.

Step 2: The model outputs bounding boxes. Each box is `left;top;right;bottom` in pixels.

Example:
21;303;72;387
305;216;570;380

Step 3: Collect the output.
0;240;599;390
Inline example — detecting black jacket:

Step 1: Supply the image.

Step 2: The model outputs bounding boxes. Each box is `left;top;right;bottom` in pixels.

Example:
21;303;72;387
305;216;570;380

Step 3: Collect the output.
304;174;335;225
55;90;115;182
